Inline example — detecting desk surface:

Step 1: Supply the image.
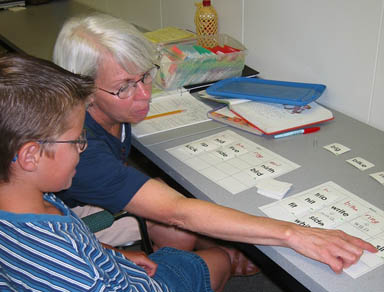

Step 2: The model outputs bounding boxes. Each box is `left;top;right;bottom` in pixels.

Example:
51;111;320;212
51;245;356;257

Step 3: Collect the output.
1;1;383;291
133;108;384;292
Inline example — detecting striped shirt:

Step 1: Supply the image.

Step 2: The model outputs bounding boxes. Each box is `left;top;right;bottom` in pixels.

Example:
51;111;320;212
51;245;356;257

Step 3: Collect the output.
0;193;168;292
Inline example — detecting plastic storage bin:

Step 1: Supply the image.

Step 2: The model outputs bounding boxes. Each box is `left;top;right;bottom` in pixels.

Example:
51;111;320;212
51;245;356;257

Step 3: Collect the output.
155;34;246;90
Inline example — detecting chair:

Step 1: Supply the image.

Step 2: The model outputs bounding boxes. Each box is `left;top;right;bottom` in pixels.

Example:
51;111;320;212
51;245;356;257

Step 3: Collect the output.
81;210;153;254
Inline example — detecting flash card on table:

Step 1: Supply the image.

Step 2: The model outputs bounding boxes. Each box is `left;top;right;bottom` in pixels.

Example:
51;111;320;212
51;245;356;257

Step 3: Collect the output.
255;178;292;200
370;171;384;185
346;157;375;171
323;143;351;155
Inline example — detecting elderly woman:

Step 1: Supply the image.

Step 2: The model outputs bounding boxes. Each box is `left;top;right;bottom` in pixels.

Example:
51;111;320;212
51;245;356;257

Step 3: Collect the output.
53;13;376;281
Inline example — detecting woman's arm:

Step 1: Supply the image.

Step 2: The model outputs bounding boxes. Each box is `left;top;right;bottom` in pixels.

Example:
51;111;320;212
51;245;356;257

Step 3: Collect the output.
126;179;377;273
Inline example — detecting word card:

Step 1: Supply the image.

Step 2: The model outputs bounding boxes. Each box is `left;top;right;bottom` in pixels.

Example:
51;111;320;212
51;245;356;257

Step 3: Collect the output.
167;130;300;194
260;181;384;278
323;143;351;155
346;157;375;171
370;171;384;185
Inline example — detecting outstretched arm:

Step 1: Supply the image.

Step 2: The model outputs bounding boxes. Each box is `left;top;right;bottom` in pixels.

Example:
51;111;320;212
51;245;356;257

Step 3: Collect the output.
126;179;377;273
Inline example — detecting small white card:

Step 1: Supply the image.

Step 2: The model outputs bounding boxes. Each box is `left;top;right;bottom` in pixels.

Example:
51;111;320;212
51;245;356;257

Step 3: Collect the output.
255;178;292;200
370;171;384;185
346;157;375;171
323;143;351;155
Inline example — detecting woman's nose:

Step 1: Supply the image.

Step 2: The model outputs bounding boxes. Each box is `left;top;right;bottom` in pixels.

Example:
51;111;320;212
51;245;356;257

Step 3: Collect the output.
135;82;151;100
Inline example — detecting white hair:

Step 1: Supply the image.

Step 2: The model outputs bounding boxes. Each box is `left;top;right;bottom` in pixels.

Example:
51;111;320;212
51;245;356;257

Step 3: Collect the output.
53;13;156;77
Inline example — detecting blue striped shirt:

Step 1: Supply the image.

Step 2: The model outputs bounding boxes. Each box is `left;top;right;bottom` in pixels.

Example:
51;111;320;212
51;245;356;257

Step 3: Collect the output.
0;193;168;292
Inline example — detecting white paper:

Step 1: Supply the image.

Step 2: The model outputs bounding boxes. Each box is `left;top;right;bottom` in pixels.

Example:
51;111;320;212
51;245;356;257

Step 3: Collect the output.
167;130;300;194
260;181;384;278
132;92;212;137
196;90;250;106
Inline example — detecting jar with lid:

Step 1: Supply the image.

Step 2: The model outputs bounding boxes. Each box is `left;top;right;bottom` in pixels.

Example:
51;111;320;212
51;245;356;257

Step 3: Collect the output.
194;0;218;47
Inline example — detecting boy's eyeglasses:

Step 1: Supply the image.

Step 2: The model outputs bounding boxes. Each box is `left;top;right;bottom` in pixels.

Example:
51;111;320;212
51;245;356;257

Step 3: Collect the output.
97;65;159;99
37;129;88;152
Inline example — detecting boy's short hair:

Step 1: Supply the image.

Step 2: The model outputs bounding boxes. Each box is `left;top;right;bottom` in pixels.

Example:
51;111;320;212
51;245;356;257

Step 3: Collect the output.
0;53;94;183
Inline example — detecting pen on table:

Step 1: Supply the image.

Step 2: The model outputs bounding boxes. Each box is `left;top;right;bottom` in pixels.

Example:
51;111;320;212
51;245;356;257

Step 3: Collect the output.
145;109;185;120
273;127;320;139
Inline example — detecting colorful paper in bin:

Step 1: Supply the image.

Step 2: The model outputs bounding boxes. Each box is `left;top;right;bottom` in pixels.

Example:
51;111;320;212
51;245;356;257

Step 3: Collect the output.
155;34;247;90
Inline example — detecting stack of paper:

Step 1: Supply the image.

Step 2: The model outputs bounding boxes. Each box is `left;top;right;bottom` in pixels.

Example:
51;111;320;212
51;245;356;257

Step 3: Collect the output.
230;101;333;135
198;90;333;136
255;178;292;200
144;27;196;44
132;91;212;138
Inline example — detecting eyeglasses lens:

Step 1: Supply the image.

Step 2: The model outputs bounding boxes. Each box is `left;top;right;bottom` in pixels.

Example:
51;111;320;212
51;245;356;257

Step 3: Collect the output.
143;67;158;84
79;130;87;151
118;67;158;99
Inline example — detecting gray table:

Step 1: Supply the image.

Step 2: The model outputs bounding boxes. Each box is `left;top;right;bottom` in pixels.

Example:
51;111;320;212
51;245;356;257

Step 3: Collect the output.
1;1;383;291
132;108;384;292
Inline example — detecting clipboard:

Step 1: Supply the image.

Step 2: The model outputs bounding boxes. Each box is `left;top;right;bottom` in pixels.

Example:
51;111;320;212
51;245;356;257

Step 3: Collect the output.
206;77;326;106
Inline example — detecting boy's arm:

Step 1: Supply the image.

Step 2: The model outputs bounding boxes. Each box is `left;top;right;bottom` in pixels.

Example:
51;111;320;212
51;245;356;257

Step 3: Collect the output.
126;179;377;274
101;243;157;277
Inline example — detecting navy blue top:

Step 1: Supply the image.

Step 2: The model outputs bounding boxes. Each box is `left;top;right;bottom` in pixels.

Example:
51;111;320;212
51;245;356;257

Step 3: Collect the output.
57;112;150;213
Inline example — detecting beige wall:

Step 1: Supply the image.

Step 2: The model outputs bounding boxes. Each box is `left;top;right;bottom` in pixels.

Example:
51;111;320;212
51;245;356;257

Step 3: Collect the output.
75;0;384;131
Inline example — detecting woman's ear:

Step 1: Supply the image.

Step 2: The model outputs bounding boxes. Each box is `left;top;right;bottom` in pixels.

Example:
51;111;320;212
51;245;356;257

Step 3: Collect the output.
16;142;41;172
87;95;95;108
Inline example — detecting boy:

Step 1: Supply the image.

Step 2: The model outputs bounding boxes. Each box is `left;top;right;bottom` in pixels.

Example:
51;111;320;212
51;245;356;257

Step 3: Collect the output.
0;54;231;291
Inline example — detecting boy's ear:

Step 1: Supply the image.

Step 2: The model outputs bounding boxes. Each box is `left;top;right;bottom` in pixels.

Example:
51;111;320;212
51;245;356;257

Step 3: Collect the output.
16;142;42;172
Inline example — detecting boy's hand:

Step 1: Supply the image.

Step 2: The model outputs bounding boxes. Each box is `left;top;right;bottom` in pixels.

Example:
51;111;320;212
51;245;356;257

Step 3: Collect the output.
119;250;158;277
101;243;157;277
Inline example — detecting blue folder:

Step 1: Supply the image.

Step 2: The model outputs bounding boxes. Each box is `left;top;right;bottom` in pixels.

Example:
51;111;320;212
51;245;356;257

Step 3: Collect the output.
206;77;326;106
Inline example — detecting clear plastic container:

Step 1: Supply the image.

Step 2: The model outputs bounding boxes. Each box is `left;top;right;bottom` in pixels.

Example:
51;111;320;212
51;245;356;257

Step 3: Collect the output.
155;34;247;90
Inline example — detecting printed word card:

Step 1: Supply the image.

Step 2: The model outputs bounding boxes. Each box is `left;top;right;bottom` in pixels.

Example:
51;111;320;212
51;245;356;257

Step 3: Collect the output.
323;143;351;155
370;171;384;185
346;157;375;171
260;181;384;278
167;130;300;194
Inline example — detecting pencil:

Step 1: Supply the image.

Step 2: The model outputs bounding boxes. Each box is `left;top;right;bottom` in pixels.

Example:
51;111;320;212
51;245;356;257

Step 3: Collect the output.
145;109;185;120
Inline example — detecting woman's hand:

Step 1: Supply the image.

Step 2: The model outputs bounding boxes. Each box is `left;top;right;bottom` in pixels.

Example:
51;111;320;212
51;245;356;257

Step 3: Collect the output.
285;225;377;273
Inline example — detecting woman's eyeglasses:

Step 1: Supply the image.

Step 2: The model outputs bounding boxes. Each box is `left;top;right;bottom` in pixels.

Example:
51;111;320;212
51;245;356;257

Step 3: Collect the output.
97;65;159;99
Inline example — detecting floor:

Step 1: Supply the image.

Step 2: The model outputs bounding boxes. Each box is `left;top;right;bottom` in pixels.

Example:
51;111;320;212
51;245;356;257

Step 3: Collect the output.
223;273;284;292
